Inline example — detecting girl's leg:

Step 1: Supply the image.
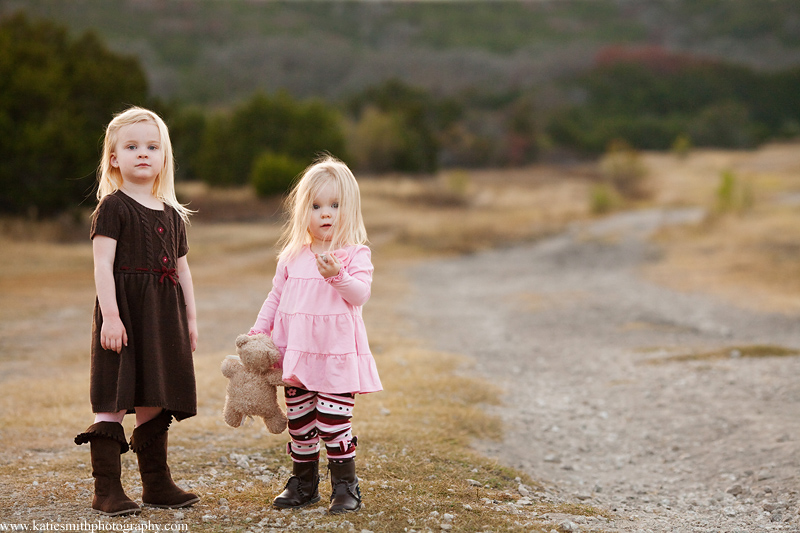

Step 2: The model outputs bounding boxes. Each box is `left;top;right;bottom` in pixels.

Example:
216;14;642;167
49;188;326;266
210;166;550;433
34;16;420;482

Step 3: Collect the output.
273;387;321;509
285;388;321;462
130;409;199;508
318;393;361;514
134;406;163;427
94;410;126;424
317;393;357;462
75;412;139;516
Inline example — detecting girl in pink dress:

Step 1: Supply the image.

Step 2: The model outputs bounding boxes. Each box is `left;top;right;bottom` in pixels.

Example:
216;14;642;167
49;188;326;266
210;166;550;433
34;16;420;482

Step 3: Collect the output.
248;155;382;514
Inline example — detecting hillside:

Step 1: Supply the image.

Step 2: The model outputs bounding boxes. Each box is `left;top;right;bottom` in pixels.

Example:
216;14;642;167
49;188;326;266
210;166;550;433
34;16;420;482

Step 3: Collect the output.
4;0;800;105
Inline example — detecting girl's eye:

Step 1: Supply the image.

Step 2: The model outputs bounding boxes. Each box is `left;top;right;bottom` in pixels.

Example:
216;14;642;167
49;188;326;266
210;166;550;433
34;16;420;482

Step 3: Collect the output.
332;203;339;208
148;145;159;150
312;204;320;210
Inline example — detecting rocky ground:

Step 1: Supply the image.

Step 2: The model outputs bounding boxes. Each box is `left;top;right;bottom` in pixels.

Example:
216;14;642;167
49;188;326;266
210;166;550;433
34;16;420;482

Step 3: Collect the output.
407;207;800;532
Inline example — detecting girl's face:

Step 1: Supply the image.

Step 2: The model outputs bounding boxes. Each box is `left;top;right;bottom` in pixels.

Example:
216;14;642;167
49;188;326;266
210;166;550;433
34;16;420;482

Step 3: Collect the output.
308;180;339;246
110;121;163;187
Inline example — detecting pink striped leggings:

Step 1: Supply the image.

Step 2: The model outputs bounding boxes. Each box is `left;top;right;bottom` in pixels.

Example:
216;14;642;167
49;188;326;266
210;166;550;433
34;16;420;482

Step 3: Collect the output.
284;387;357;464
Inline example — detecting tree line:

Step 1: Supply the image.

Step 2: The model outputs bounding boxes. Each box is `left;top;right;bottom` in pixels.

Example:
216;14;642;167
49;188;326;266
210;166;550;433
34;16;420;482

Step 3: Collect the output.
3;12;800;216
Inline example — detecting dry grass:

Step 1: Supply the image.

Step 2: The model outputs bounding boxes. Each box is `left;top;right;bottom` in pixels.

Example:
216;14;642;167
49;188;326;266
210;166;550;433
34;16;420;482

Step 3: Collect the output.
643;141;800;313
643;344;800;364
0;166;599;531
3;141;800;529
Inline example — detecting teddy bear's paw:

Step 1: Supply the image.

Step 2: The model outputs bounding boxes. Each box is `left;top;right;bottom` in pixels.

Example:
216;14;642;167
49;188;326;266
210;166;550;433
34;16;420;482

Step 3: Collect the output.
263;414;288;434
223;411;245;428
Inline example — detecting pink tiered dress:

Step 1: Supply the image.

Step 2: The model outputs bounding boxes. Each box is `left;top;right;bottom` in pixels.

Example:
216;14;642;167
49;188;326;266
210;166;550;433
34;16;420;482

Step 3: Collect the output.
250;244;382;394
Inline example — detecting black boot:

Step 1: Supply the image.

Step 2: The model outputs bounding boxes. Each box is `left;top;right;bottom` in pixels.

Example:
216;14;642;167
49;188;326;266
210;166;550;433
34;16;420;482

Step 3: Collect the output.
75;422;140;517
130;410;200;509
273;461;320;509
328;459;361;514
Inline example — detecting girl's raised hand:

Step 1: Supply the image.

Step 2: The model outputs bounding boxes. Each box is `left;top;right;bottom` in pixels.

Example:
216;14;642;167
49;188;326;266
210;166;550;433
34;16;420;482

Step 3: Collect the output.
101;315;128;353
316;253;341;279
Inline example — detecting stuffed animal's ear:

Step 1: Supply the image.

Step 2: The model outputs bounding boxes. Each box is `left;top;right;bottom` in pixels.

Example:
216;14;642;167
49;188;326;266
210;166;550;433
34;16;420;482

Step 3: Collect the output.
235;334;250;350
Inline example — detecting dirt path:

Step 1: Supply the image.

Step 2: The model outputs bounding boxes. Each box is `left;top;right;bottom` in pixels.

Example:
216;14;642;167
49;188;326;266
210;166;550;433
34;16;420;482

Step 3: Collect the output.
406;208;800;532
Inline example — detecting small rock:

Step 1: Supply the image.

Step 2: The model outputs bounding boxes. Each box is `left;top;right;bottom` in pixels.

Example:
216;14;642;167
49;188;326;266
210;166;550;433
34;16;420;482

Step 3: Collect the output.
558;519;579;532
518;484;530;497
727;484;743;496
467;479;482;487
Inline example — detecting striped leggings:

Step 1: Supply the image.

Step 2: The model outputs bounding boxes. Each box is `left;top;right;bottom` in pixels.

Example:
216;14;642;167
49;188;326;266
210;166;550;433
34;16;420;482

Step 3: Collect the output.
284;387;357;464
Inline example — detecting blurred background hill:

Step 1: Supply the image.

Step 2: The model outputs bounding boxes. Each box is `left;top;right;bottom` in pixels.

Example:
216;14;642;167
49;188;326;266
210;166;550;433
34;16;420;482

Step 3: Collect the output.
2;0;800;216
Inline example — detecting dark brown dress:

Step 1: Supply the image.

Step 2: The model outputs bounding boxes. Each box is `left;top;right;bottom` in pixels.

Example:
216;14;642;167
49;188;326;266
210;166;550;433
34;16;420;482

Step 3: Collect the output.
90;190;196;420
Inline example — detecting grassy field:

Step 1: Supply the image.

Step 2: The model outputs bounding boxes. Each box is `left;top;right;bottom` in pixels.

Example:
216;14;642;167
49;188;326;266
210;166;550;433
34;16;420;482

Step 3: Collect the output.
1;142;799;531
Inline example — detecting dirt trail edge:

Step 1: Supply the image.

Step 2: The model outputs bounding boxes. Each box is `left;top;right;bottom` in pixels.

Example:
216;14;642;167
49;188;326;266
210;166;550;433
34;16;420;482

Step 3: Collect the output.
406;208;800;532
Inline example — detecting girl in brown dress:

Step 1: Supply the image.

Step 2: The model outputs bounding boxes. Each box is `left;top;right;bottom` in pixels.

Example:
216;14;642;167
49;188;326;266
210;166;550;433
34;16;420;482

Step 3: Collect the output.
74;107;199;516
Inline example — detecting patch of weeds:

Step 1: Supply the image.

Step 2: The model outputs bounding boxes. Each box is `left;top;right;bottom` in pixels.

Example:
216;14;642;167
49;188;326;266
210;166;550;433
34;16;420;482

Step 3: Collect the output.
648;344;800;364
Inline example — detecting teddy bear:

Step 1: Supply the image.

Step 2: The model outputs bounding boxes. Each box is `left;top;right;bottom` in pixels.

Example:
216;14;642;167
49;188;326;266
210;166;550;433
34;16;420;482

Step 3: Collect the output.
221;333;288;434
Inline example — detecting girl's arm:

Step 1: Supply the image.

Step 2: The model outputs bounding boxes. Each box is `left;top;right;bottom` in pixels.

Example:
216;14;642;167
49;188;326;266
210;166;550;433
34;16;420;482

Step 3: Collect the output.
93;236;127;353
177;255;198;352
322;246;373;307
250;262;288;335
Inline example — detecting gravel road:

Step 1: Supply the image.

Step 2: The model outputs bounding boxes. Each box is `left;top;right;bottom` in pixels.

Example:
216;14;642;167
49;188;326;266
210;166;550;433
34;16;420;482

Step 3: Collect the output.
407;208;800;532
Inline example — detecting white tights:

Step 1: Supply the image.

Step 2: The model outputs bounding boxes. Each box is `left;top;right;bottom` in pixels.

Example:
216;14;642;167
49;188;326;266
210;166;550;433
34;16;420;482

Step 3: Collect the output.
94;406;163;427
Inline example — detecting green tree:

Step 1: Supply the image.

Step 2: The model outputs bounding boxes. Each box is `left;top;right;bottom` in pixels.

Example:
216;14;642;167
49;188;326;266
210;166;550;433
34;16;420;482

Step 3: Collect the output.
346;79;441;173
0;12;147;215
197;91;347;188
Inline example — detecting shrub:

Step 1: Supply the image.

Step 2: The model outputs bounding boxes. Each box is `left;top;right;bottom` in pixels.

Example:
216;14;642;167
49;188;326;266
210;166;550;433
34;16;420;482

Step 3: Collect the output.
715;170;754;214
250;152;306;198
197;91;347;187
589;183;620;214
671;134;692;158
599;140;649;200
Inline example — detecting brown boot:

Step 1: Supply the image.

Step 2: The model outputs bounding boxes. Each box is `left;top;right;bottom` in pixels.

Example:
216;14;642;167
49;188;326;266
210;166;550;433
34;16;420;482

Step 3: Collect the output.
328;459;361;514
75;422;140;517
273;460;320;509
130;410;199;509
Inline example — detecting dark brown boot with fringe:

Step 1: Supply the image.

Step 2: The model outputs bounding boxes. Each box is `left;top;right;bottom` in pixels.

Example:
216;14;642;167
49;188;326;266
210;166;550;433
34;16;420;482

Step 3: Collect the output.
74;422;140;517
328;458;362;514
130;410;199;509
273;460;321;509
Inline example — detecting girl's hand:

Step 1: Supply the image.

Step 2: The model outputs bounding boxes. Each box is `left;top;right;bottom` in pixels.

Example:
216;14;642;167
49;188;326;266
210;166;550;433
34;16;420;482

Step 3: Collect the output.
188;317;198;352
101;315;128;353
316;253;341;279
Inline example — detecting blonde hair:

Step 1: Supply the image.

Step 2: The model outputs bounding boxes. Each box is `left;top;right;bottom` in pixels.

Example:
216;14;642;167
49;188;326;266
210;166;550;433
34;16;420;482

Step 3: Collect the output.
95;106;193;223
277;155;367;262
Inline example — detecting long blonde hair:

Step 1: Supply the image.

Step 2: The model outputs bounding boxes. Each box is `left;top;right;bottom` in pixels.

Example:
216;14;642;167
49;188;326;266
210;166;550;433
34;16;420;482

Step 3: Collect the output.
95;106;193;223
277;155;368;262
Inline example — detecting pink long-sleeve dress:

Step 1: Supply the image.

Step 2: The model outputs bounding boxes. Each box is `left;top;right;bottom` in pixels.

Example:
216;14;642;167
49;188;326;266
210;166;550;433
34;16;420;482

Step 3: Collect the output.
250;244;382;395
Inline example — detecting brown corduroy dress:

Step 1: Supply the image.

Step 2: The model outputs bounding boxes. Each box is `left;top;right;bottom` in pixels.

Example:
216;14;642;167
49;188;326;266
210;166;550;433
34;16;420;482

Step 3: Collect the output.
89;190;197;421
